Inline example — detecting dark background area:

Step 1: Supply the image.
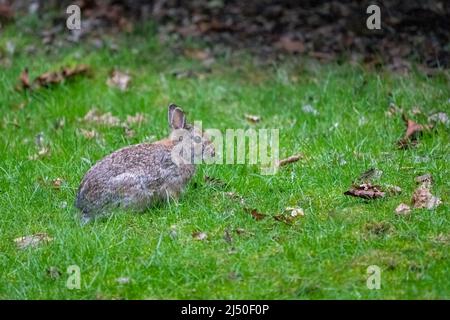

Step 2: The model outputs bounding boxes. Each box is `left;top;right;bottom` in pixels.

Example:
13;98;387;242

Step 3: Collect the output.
2;0;450;72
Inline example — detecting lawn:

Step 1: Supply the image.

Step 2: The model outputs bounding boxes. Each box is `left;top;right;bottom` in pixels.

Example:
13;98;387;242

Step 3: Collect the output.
0;22;449;299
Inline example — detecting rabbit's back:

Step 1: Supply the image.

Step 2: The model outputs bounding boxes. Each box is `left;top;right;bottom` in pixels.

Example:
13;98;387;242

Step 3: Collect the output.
76;142;195;217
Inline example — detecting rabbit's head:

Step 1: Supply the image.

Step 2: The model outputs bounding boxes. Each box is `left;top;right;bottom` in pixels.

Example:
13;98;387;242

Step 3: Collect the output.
168;104;215;164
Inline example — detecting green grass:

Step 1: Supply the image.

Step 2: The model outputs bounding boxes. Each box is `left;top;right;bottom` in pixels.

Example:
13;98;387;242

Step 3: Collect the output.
0;23;449;299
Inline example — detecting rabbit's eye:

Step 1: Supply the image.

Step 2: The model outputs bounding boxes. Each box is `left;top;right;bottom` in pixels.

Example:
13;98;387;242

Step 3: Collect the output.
194;136;202;143
178;136;183;141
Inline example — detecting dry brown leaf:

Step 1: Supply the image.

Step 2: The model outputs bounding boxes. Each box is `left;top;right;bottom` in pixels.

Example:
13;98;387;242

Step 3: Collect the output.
116;277;131;284
52;178;63;189
192;231;207;241
61;64;90;78
223;229;233;244
79;128;99;139
278;154;303;167
395;203;411;216
246;208;267;221
33;65;89;88
397;113;432;149
415;173;433;187
244;114;261;123
277;36;305;53
107;70;131;91
385;103;403;117
14;233;53;249
18;68;31;91
412;186;441;209
47;266;62;279
123;127;135;138
83;108;121;127
126;113;146;125
274;207;304;224
28;147;50;160
224;191;246;205
184;48;211;61
204;175;227;188
344;183;385;200
302;104;319;116
428;112;449;126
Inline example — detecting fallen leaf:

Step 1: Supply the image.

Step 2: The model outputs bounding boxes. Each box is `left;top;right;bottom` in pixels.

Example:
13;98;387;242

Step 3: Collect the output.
123;127;135;138
302;104;319;116
395;203;411;216
244;114;261;123
285;207;305;217
116;277;131;284
107;70;131;91
277;36;305;53
79;128;99;139
412;185;441;210
53;118;65;130
17;68;31;91
428;112;448;126
52;178;64;189
356;168;383;183
184;48;212;61
344;183;385;199
204;175;227;188
385;185;402;195
415;173;433;187
83;108;121;127
385;103;403;117
364;222;392;236
14;233;53;249
34;65;89;88
192;231;208;240
46;266;62;279
224;191;245;205
223;229;232;244
278;154;303;167
245;208;267;221
397;113;432;149
274;207;304;224
126;113;146;125
28;147;50;160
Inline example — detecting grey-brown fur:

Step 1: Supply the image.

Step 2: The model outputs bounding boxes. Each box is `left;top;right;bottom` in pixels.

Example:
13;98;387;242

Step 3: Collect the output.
75;104;213;223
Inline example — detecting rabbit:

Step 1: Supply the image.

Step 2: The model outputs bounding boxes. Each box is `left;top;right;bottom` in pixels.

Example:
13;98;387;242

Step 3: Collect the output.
75;104;215;223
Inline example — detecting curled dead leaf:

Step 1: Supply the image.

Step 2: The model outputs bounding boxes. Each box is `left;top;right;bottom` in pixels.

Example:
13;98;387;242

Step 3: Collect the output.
116;277;131;284
192;231;208;241
277;36;305;53
412;186;441;209
28;147;50;160
14;233;53;249
52;177;64;189
245;208;267;221
397;113;432;149
395;203;411;216
107;70;131;91
83;108;121;127
278;154;303;167
79;128;99;139
34;65;89;88
244;114;261;123
274;207;304;224
17;68;31;91
344;183;385;200
47;266;62;279
126;113;146;126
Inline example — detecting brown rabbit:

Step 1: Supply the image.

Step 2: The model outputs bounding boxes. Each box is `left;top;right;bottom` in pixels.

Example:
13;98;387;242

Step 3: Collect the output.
75;104;214;223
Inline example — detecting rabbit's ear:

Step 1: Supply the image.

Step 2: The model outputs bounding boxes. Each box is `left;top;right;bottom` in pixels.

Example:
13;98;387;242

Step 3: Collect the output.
168;104;186;129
